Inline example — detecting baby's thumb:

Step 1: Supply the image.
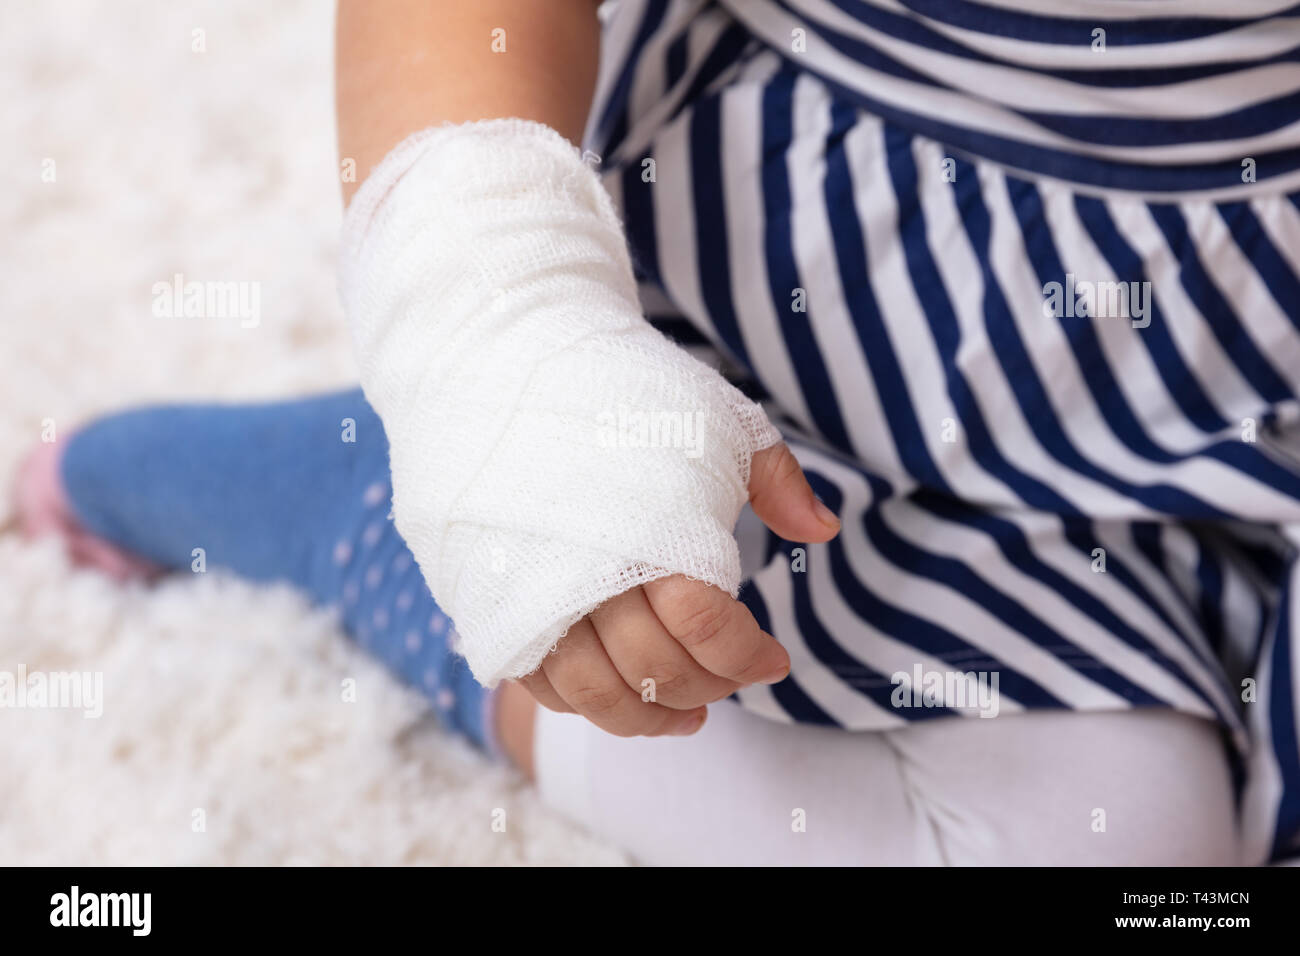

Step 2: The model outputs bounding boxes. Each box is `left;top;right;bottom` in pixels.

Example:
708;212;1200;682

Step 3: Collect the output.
747;443;841;543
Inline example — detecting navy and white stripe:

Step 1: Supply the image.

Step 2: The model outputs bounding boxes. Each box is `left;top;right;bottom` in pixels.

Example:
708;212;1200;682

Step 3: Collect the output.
596;0;1300;196
588;0;1300;863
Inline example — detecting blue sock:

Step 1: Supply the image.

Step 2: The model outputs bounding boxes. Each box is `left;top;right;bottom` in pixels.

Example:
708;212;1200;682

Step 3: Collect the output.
61;388;496;753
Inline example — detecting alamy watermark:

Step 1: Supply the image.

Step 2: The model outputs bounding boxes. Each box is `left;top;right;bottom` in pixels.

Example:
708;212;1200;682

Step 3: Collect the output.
50;886;150;936
0;665;102;718
152;272;261;328
596;405;706;459
891;664;1000;717
1042;273;1150;328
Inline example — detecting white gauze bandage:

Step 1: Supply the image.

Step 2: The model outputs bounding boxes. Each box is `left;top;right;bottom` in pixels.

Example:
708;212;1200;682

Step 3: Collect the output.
339;119;781;686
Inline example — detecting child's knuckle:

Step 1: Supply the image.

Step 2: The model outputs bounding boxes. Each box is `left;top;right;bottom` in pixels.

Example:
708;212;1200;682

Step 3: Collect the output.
643;664;690;700
568;682;626;717
675;601;734;651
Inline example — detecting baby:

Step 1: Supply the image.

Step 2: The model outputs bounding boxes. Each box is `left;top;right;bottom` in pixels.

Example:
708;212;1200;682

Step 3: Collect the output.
18;0;1300;865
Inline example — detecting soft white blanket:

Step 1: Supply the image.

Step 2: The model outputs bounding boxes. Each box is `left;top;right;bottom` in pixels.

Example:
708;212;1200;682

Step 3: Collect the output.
0;0;624;865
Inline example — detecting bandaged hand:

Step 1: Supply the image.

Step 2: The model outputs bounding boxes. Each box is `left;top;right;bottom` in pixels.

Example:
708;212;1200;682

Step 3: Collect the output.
339;119;839;734
517;442;840;736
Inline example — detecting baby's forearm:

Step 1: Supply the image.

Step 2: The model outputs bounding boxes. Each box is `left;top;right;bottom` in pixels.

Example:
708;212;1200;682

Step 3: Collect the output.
335;0;602;206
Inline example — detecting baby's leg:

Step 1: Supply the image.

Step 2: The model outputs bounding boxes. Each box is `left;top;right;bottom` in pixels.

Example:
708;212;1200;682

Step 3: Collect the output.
14;389;494;750
523;698;1241;866
883;708;1241;866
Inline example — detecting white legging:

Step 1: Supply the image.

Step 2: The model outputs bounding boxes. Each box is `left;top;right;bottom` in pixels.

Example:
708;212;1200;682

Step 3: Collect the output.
534;702;1242;866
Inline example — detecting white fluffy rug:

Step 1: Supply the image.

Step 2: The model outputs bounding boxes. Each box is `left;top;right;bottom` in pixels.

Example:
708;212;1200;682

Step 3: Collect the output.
0;0;625;865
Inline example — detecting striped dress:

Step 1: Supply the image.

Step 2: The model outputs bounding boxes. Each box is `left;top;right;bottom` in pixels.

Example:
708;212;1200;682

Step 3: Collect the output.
584;0;1300;864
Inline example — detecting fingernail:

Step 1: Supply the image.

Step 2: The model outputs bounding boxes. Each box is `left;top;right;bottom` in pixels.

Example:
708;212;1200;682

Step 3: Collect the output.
812;497;840;528
670;711;706;736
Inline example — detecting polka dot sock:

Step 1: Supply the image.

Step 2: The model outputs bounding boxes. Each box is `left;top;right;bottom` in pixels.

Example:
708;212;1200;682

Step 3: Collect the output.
59;388;495;752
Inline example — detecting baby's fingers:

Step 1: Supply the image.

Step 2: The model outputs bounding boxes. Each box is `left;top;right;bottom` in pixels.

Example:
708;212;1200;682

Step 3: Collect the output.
591;588;740;710
516;669;573;714
643;576;790;686
542;618;706;737
748;443;840;544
